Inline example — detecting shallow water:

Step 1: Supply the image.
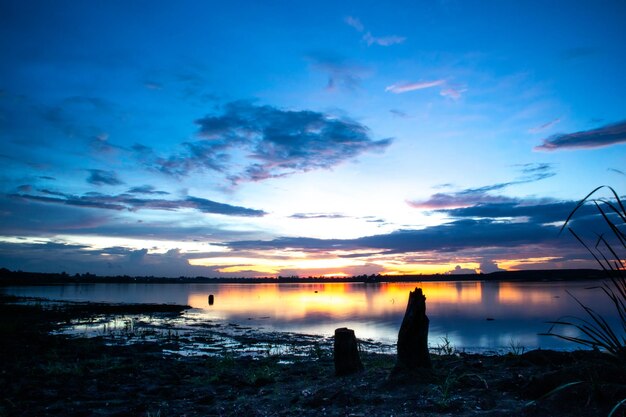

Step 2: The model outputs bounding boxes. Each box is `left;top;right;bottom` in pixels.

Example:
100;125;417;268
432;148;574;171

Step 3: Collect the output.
3;279;621;352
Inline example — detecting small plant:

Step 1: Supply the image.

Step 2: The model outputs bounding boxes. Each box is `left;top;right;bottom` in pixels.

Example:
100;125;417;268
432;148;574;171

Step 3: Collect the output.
507;338;525;356
436;334;456;355
542;186;625;359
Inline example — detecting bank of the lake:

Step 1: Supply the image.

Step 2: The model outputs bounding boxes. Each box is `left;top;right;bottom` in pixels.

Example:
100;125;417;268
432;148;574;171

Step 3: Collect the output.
1;294;625;417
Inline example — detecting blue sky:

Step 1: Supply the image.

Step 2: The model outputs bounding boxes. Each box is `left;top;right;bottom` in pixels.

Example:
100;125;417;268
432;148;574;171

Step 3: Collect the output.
1;0;625;277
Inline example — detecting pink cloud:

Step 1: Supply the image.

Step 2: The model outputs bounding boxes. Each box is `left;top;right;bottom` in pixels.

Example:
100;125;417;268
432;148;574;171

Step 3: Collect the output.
385;80;445;94
440;87;466;100
529;118;561;133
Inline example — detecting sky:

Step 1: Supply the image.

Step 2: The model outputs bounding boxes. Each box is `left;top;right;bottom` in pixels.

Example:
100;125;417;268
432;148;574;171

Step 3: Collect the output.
1;0;625;278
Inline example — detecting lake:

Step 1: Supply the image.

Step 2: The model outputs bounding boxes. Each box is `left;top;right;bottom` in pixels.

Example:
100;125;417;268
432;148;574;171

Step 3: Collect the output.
2;280;620;352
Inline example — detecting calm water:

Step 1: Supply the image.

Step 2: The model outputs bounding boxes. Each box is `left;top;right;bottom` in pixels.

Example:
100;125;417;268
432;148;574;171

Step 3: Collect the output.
2;280;620;352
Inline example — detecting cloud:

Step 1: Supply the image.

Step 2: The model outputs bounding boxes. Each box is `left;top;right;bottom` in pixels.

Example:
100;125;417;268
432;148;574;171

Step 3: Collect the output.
226;218;569;254
516;162;556;180
307;53;370;91
408;165;556;209
534;120;626;151
363;32;406;46
390;109;409;118
440;87;466;100
126;185;169;195
147;101;392;184
10;190;266;217
87;169;124;186
407;192;516;210
479;259;505;274
439;200;592;224
344;16;405;47
447;265;477;275
385;80;445;94
0;240;225;278
344;16;364;32
289;213;348;219
529;118;561;133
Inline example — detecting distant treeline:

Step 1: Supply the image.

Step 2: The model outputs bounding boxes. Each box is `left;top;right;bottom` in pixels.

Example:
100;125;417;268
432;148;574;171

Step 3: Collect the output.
0;267;606;286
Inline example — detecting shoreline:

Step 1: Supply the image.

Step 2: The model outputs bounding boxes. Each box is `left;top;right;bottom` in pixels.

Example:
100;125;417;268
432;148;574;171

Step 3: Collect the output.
1;294;625;416
0;267;606;286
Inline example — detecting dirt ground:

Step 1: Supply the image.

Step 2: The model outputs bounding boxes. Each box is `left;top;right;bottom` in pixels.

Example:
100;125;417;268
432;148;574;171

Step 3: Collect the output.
1;295;624;417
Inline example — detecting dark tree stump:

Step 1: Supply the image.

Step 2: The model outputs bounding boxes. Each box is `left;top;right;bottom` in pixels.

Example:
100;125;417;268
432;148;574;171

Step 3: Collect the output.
395;287;432;370
333;327;363;376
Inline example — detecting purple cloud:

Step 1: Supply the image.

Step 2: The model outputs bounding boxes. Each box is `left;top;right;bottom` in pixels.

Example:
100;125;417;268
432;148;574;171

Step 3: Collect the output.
144;101;392;184
408;165;556;209
534;120;626;151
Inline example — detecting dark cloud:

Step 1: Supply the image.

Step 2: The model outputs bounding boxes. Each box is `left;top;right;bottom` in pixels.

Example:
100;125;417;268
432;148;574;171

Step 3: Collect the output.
390;109;409;118
146;101;392;184
87;169;124;186
126;185;169;195
10;190;266;217
226;219;564;254
16;184;32;192
408;192;515;210
0;195;111;235
535;120;626;151
0;240;225;278
225;192;610;258
409;165;556;209
439;201;592;224
185;196;265;216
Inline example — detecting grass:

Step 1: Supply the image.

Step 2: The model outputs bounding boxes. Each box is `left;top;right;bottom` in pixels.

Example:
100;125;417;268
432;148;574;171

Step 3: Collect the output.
542;186;625;360
508;338;526;356
539;186;626;417
436;335;456;356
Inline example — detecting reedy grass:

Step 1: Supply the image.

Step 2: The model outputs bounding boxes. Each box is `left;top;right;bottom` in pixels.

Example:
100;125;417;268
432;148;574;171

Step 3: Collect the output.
542;186;625;360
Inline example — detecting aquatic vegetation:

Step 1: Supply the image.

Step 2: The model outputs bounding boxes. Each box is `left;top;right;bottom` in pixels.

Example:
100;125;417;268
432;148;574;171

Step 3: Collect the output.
543;186;625;359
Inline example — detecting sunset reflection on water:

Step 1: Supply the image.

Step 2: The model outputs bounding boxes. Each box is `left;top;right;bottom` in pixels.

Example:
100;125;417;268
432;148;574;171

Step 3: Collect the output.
4;280;618;352
184;280;616;350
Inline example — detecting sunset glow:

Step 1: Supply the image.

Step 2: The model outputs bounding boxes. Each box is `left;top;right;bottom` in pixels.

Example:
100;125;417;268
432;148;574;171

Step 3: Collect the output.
1;1;625;277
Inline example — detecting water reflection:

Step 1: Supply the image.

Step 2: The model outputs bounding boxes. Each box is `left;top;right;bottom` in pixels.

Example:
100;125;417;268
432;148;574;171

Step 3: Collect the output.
3;280;619;352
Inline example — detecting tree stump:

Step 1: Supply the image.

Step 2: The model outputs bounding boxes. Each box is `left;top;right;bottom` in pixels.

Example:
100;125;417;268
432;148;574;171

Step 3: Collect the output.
395;287;432;370
333;327;363;376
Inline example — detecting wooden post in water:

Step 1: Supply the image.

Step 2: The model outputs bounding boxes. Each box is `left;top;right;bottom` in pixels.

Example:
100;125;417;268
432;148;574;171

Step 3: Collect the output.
395;287;432;370
208;294;214;306
333;327;363;376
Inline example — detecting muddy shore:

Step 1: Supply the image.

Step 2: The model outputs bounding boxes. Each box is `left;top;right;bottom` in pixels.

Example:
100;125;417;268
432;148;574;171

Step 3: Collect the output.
1;295;624;417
